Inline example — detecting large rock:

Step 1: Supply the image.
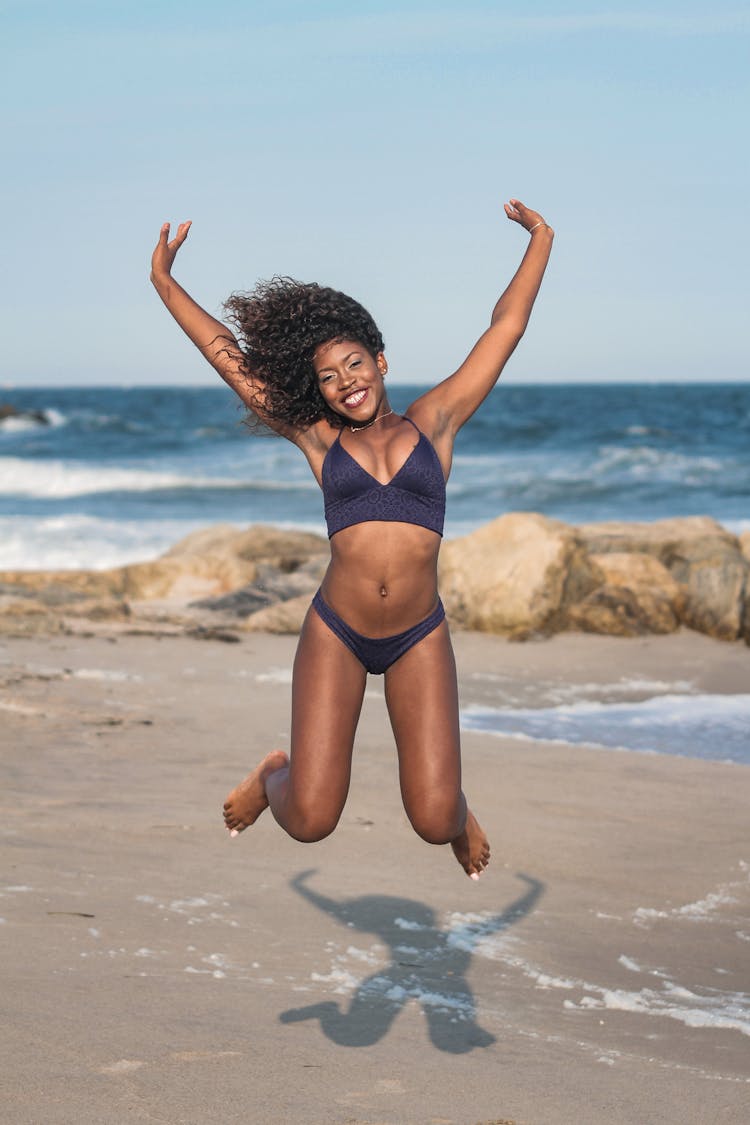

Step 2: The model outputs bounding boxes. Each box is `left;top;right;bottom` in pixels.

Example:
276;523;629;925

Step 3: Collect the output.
439;512;602;636
165;523;328;569
566;552;682;636
0;525;330;609
191;556;328;617
242;593;312;634
578;517;749;641
741;533;750;645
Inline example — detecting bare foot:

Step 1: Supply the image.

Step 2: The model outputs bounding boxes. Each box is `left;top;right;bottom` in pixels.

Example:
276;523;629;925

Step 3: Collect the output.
223;750;289;836
450;809;490;880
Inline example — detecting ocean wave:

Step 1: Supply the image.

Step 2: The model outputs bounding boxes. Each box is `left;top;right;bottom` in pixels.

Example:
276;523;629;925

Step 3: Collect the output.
460;693;750;764
592;444;724;480
0;513;327;571
0;457;319;498
0;407;66;434
0;514;206;570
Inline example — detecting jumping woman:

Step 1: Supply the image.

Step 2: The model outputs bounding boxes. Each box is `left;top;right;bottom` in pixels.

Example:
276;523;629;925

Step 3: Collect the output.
150;200;553;879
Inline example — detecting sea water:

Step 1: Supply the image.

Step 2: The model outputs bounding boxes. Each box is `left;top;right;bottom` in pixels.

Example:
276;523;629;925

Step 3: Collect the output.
2;382;749;764
2;382;749;570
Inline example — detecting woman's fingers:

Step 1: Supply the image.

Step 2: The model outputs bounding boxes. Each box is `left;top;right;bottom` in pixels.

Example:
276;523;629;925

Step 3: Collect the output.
504;198;545;232
174;220;192;245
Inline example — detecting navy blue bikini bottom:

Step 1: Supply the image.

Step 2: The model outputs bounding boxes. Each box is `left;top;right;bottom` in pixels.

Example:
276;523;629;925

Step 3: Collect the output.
311;589;445;675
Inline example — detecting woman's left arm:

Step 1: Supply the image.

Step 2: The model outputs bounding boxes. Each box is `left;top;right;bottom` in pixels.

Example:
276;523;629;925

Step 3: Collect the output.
414;200;554;436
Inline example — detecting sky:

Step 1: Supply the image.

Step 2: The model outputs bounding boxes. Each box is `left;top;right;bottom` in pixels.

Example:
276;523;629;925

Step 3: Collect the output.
2;1;748;386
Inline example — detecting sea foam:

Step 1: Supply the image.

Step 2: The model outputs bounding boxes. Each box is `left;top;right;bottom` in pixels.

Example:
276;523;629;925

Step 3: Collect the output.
460;693;750;764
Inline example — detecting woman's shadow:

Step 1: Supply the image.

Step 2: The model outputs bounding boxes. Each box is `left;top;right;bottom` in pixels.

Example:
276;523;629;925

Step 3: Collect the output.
280;869;543;1053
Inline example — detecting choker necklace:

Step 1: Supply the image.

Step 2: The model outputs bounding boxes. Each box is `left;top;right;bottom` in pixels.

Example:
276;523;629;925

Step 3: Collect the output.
350;408;394;433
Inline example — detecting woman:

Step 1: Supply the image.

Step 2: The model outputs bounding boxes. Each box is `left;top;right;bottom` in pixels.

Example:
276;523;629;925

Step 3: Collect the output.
150;199;553;879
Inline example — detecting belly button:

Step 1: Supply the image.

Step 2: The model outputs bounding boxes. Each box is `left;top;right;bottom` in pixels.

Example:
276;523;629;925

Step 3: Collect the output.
380;585;388;597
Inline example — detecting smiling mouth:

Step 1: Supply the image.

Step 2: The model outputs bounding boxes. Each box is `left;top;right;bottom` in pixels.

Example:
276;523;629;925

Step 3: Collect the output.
342;388;368;409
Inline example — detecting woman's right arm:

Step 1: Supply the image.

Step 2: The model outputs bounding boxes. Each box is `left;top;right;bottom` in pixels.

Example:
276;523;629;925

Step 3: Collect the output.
150;221;263;411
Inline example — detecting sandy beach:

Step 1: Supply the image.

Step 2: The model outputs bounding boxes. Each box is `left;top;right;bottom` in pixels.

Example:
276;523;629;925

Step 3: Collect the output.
1;627;749;1124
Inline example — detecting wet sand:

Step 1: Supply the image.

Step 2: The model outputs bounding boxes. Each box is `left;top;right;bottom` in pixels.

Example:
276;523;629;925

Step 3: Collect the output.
1;629;749;1124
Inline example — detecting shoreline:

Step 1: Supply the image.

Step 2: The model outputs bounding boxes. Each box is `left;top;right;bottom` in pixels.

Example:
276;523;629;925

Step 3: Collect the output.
2;627;749;1123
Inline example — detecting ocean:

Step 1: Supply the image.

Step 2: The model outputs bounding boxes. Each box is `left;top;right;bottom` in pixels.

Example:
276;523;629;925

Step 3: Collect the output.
2;382;749;763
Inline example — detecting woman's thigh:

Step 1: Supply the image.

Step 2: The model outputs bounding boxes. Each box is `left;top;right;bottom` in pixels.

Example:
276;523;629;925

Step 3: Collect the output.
383;621;464;839
288;604;368;821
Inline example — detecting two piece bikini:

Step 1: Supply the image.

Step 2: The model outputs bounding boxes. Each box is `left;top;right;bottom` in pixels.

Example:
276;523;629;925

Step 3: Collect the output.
312;415;447;674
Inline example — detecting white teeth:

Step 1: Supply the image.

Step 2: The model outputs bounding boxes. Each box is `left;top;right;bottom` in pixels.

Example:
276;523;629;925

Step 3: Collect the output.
344;389;367;407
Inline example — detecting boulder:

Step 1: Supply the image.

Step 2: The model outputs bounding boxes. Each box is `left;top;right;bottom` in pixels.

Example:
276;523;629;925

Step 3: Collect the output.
242;593;312;635
191;556;328;617
165;523;328;570
0;525;330;609
740;531;750;564
439;512;602;636
566;552;682;636
578;517;749;641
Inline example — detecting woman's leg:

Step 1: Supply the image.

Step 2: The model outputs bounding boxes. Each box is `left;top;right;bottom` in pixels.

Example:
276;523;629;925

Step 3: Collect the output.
223;605;368;842
383;621;490;878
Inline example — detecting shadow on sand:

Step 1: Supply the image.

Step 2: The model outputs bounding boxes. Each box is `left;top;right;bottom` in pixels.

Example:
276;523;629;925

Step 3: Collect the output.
280;870;544;1053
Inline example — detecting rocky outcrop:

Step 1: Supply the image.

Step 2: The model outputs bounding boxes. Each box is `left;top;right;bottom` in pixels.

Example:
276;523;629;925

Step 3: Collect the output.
0;525;329;637
1;516;748;644
566;552;682;636
578;517;748;641
439;513;603;637
243;593;312;634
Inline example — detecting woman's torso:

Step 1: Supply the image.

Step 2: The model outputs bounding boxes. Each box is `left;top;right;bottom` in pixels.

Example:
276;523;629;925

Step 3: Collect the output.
302;412;451;636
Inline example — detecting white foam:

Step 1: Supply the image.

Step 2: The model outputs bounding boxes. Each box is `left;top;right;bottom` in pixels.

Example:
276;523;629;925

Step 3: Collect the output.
618;955;642;972
634;884;747;928
568;984;750;1037
0;456;240;499
475;940;750;1038
394;917;429;932
0;513;207;570
461;693;750;763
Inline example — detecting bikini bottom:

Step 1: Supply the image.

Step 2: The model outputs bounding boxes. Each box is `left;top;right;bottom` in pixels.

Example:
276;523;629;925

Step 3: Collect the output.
311;589;445;675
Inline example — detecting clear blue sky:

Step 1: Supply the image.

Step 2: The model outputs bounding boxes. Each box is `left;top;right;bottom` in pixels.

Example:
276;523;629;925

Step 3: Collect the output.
2;1;748;385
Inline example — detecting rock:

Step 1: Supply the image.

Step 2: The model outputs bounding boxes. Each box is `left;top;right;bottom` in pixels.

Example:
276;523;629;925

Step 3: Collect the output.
439;513;602;635
566;552;682;636
0;403;49;425
578;517;748;641
165;523;328;569
0;525;330;610
191;556;328;616
741;534;750;645
740;531;750;564
242;593;312;634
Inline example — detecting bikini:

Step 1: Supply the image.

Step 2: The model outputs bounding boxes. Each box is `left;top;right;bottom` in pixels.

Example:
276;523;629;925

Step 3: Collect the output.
313;415;447;674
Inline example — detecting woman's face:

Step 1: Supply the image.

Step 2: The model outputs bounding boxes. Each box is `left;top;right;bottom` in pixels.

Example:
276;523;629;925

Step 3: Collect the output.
313;338;388;424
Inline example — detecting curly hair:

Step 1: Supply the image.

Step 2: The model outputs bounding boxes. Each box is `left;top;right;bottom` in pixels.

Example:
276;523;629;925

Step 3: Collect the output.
223;278;385;430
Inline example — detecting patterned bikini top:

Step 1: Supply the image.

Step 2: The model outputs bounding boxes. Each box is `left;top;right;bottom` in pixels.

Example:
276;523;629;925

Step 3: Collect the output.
322;415;446;538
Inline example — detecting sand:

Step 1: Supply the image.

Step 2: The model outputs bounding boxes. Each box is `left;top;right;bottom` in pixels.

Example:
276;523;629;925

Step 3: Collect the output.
1;628;749;1125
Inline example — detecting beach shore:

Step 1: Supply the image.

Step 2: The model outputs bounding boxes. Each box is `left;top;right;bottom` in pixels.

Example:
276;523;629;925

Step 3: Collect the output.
1;627;749;1125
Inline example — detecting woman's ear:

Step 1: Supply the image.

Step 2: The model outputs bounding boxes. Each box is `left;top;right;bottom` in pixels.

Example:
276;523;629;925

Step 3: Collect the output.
377;352;388;377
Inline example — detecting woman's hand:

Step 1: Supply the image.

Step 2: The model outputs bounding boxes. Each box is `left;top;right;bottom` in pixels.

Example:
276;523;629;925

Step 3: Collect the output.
150;220;192;282
503;199;551;236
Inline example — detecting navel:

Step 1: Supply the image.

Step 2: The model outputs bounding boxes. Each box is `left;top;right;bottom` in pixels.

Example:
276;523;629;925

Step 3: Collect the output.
380;585;388;598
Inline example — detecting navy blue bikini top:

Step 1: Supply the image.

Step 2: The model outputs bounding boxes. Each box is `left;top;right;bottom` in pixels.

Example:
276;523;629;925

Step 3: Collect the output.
322;415;446;538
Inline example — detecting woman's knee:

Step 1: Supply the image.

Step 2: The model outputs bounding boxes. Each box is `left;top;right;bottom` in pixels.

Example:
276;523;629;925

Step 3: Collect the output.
283;794;344;843
403;791;463;845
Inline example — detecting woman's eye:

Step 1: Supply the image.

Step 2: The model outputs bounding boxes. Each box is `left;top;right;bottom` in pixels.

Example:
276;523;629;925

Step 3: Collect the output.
350;360;361;368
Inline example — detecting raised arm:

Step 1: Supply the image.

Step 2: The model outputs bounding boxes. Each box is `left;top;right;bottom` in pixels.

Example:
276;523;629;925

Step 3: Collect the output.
150;222;268;417
412;200;554;437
